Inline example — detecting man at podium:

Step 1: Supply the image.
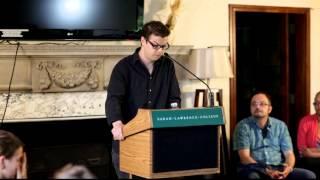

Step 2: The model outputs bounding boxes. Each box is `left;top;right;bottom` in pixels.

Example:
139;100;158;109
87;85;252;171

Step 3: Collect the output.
105;20;181;179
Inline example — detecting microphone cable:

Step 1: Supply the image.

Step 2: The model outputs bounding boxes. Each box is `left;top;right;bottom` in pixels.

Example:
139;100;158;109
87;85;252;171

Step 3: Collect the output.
164;53;215;107
0;42;20;128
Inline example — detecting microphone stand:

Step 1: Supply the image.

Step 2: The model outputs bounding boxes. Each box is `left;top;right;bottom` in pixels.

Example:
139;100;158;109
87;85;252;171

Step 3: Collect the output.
164;53;215;107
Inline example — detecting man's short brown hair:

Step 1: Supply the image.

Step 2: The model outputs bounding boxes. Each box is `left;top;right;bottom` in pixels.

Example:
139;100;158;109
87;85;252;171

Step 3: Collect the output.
141;21;170;40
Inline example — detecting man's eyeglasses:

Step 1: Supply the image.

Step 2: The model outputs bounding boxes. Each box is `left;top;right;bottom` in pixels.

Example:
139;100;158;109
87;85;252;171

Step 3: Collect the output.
251;101;270;107
146;39;170;50
313;102;320;107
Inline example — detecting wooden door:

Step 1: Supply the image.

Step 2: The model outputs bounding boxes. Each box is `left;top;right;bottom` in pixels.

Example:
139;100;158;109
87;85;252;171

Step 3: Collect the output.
229;5;310;139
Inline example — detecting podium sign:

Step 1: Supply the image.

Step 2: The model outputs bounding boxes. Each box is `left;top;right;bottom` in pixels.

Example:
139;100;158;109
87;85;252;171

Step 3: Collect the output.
152;107;224;128
120;107;224;179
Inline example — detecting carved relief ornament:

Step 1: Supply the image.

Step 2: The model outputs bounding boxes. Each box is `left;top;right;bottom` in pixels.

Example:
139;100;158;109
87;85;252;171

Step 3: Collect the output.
37;61;101;90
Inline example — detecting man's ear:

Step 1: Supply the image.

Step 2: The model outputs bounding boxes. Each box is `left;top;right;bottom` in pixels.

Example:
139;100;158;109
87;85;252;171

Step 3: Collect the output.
141;36;147;44
268;105;273;114
0;155;5;169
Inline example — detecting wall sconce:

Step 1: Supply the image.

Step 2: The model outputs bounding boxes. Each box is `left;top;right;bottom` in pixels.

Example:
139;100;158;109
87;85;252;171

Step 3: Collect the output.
188;46;234;79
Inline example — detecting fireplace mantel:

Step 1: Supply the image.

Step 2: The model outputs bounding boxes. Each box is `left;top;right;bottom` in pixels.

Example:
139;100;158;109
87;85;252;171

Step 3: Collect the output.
0;43;192;122
0;43;192;56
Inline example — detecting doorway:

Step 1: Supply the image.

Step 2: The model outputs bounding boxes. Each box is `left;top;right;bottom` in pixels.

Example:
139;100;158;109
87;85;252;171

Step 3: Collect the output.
229;5;310;145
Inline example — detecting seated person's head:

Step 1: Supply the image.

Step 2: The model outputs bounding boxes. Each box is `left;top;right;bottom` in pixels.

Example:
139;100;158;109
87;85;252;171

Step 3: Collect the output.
0;130;25;179
314;91;320;116
54;163;96;179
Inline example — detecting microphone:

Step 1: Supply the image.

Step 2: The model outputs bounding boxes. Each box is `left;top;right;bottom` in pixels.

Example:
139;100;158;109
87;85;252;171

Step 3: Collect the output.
164;53;215;107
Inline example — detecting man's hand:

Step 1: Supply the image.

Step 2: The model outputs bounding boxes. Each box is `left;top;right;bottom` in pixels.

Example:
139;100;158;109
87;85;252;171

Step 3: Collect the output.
265;164;292;179
266;167;282;179
111;120;125;140
16;152;27;179
277;164;293;179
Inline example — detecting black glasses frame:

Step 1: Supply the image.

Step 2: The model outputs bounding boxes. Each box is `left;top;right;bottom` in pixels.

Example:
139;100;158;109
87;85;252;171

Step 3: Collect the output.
313;102;320;106
146;39;170;50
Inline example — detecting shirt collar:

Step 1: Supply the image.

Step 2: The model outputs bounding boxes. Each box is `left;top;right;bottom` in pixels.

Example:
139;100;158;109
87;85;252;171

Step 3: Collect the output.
132;47;141;64
250;116;272;129
131;47;163;66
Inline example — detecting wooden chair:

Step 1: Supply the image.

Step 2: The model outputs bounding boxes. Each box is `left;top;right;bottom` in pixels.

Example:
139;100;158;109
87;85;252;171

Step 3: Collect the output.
194;89;208;107
194;89;223;107
194;88;229;176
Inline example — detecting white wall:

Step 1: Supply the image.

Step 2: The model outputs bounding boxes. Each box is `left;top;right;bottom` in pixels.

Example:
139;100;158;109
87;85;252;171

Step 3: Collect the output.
310;8;320;114
144;0;320;138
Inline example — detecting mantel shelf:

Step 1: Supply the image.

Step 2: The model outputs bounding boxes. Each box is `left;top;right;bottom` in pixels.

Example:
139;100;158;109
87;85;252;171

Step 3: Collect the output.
0;44;192;57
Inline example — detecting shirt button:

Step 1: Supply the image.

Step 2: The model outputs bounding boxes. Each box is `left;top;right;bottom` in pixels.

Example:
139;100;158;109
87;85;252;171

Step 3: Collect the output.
149;89;152;92
149;76;152;80
148;100;152;104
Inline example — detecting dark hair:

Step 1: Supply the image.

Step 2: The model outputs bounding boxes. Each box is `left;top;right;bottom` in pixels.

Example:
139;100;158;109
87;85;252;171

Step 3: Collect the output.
0;130;24;158
141;21;170;40
250;91;272;105
54;164;96;179
314;91;320;102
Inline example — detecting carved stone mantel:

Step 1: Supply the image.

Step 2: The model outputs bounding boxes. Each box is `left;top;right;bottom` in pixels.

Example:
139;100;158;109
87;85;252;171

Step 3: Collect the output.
0;44;191;56
0;43;192;122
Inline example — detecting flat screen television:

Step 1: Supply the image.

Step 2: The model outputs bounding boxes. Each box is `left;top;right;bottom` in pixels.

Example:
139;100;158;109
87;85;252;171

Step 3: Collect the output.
0;0;144;40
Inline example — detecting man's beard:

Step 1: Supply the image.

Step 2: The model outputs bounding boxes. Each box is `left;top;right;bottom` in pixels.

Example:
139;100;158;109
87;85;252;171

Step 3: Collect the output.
253;114;264;119
253;110;266;119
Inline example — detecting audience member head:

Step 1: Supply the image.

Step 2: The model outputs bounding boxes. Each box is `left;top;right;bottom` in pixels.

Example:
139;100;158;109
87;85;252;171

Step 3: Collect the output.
313;91;320;116
250;91;272;119
0;130;25;179
54;163;96;179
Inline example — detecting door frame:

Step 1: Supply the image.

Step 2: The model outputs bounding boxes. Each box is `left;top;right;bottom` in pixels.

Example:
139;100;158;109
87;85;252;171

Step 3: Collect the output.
229;5;310;135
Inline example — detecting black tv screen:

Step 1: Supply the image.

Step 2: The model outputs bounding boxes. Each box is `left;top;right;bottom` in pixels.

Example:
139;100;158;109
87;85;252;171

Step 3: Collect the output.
0;0;143;40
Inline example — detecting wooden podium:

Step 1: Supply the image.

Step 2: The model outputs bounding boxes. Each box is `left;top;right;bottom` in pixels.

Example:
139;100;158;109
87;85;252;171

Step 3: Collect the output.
120;107;225;179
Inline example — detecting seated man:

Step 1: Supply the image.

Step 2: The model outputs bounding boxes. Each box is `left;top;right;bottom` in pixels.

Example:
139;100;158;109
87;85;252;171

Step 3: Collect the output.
233;92;316;179
297;91;320;176
0;130;27;179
